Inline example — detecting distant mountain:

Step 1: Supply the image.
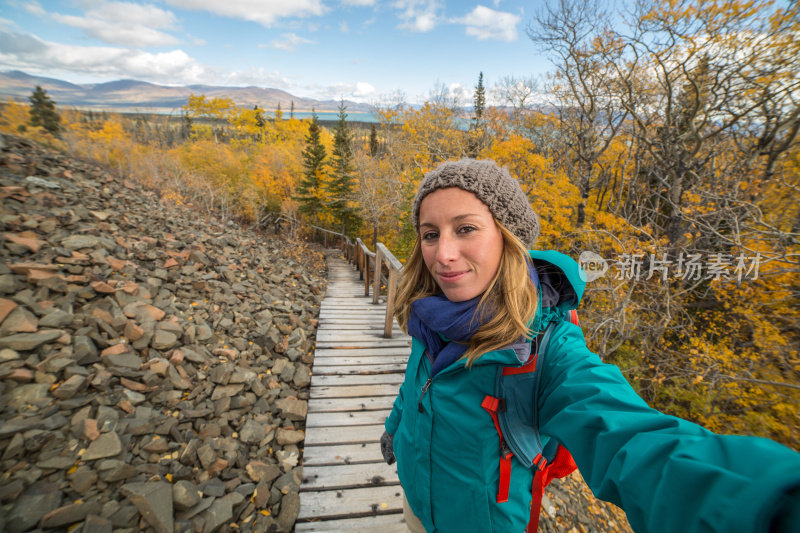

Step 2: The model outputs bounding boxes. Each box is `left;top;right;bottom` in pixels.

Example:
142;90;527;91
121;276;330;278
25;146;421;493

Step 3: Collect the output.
0;70;373;114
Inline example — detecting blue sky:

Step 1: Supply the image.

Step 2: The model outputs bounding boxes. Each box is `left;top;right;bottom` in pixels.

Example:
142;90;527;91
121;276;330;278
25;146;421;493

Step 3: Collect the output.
0;0;553;104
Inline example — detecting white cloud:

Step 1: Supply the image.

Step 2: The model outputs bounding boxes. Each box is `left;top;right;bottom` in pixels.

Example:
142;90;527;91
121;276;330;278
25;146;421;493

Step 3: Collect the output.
455;5;519;42
221;67;293;89
162;0;326;27
303;81;377;102
393;0;441;32
341;0;376;5
0;29;207;85
52;1;180;47
340;21;350;33
20;0;46;17
271;33;315;52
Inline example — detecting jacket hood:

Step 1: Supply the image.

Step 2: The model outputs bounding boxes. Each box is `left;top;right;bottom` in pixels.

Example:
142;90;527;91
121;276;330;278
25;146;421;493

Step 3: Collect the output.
528;250;586;333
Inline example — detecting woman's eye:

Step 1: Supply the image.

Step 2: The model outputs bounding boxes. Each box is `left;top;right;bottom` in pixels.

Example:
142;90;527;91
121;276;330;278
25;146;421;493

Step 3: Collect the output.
458;225;476;234
422;231;438;241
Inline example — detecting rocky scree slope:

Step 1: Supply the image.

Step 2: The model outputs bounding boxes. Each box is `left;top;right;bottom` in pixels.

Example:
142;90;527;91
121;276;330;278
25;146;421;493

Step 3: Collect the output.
0;133;327;532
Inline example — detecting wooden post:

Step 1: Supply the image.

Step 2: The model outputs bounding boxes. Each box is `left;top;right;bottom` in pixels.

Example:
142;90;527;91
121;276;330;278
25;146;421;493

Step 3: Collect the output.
372;247;383;304
385;267;397;338
364;252;370;297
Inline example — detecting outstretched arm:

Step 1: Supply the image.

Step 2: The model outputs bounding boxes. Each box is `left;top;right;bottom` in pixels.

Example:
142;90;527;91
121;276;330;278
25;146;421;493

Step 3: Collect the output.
537;320;800;533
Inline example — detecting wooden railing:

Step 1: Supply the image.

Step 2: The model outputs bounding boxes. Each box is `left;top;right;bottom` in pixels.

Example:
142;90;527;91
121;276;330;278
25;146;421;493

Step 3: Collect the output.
272;215;404;339
342;238;404;339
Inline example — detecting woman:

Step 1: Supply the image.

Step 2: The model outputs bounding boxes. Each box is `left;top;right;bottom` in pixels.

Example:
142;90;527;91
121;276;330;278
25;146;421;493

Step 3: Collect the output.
380;159;800;532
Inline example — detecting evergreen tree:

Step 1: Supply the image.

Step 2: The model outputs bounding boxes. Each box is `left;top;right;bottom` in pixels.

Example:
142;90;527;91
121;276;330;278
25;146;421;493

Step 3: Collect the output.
296;109;327;221
180;111;193;140
473;71;486;124
328;100;360;234
469;72;487;156
369;123;379;157
290;100;295;119
28;86;60;136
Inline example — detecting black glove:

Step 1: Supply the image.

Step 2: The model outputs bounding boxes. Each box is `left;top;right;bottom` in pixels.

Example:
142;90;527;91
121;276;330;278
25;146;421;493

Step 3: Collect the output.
380;431;395;465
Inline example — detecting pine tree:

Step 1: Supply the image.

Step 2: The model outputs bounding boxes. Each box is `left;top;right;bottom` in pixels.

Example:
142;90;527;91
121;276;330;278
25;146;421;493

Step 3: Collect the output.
296;109;327;221
28;86;60;136
290;100;295;119
369;123;379;156
469;72;487;156
474;71;486;124
328;100;360;234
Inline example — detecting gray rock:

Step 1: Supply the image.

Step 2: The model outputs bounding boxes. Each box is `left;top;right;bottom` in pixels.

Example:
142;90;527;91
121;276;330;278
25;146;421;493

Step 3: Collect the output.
5;383;50;408
5;491;63;533
151;330;179;350
104;352;142;369
173;480;203;511
239;419;267;444
275;428;305;446
245;461;281;484
276;492;300;532
2;432;25;459
83;431;122;461
175;496;214;521
0;347;20;361
36;455;76;470
275;397;307;421
61;234;99;250
52;374;85;399
210;383;243;400
73;335;98;362
168;364;191;389
97;459;137;482
69;465;98;494
39;501;102;528
197;443;217;470
120;481;173;533
96;406;119;432
199;498;233;533
293;365;311;388
122;388;146;404
39;309;74;328
200;477;226;498
82;514;113;533
0;330;62;351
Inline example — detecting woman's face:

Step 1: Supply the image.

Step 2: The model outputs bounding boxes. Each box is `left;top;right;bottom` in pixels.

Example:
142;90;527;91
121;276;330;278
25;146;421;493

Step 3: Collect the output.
418;187;504;302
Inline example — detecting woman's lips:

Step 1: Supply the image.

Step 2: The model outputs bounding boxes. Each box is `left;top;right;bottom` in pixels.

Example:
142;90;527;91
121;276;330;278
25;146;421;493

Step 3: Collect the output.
436;271;468;283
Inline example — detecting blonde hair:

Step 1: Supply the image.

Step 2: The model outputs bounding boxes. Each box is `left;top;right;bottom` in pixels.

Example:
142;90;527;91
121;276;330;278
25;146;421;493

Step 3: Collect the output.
395;221;539;367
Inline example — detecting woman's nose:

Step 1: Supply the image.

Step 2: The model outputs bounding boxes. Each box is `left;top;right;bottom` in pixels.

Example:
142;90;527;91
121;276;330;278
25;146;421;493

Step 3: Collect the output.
435;232;459;263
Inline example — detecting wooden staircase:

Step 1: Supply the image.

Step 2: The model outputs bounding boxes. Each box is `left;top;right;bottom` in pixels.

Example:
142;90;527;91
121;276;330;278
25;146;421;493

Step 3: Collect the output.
296;251;411;531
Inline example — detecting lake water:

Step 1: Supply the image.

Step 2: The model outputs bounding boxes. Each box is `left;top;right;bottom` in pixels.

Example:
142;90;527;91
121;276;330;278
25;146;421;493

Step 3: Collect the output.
288;111;379;123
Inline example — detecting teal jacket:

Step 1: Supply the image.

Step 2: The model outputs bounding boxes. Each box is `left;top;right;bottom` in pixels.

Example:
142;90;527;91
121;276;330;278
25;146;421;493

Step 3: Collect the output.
385;250;800;532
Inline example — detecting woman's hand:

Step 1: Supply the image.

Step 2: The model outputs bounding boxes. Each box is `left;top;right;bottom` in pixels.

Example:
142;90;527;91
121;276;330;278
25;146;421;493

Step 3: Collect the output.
380;431;395;465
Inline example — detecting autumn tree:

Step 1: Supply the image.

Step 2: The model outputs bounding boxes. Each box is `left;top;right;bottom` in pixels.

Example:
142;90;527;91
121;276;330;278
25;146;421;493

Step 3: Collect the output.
527;0;800;446
29;86;60;136
327;101;360;234
296;110;327;222
528;0;627;227
183;94;235;142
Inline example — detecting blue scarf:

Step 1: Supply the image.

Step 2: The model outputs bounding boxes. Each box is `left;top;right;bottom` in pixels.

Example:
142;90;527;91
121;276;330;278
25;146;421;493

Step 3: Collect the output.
408;264;539;375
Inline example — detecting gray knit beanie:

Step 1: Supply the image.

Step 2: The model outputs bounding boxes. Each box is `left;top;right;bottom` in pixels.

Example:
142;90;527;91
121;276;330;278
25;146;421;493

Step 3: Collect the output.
412;158;540;246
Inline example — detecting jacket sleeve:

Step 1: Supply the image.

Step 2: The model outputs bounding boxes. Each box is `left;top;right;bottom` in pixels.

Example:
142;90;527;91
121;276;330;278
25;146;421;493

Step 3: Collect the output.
537;320;800;533
385;378;404;435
